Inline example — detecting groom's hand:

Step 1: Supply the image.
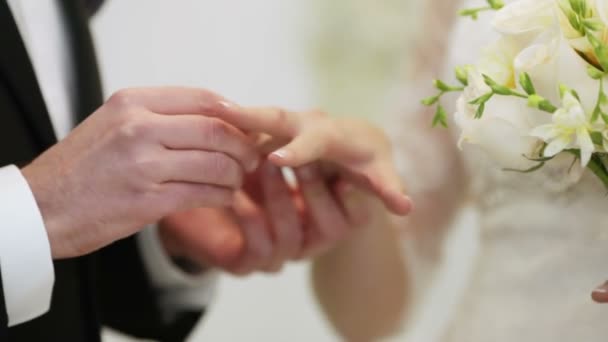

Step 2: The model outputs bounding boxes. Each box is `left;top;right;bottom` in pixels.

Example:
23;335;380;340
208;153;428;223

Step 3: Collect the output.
22;87;260;259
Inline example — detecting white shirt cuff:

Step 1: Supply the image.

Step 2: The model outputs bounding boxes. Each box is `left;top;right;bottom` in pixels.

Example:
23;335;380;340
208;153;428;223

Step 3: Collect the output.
0;165;54;326
136;225;218;314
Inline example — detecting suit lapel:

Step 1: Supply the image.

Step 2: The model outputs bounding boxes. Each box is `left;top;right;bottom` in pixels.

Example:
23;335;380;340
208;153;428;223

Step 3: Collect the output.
0;0;57;150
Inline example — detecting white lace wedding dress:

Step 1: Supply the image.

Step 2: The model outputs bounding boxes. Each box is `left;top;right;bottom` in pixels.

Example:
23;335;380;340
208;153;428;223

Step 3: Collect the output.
392;1;608;341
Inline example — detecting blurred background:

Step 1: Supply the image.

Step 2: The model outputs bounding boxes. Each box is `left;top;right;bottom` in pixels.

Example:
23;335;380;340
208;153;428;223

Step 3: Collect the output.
92;1;425;341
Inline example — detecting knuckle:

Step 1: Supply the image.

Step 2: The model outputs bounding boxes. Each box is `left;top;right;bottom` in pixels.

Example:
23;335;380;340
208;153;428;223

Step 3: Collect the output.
206;153;244;188
131;155;161;181
108;89;137;109
196;89;221;113
271;107;297;135
201;118;231;144
116;118;154;143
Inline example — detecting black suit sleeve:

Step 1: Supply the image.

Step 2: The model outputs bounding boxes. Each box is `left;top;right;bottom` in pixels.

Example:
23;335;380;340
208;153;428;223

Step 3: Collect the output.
96;235;204;342
0;267;8;340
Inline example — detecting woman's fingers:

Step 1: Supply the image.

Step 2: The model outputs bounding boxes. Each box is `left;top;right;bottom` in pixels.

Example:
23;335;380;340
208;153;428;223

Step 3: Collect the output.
259;162;304;271
269;131;328;167
295;164;350;258
359;161;413;216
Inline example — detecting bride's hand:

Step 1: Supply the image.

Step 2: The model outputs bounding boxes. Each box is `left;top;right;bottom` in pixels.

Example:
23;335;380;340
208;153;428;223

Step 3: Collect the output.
209;105;413;216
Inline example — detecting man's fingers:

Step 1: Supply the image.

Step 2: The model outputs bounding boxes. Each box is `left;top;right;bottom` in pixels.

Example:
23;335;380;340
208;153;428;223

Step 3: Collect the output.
155;115;260;172
160;182;235;211
210;106;300;138
159;209;245;270
295;164;350;257
159;150;244;189
260;162;303;268
109;87;235;116
229;191;274;275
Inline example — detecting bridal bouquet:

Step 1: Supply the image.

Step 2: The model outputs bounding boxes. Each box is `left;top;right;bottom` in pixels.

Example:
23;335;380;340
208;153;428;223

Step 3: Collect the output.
423;0;608;186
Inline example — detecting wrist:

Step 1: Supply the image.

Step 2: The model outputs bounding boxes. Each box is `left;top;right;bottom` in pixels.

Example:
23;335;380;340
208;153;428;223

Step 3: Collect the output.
20;165;70;259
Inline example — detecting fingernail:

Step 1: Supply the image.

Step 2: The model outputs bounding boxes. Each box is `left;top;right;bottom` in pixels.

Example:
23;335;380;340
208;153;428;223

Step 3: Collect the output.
218;100;237;110
271;149;291;161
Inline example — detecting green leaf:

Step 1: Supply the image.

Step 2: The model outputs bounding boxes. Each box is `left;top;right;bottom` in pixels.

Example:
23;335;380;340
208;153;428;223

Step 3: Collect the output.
504;161;547;173
475;101;486;119
433;79;451;91
519;72;536;95
559;84;581;101
482;74;498;87
595;44;608;72
432;105;448;128
458;8;481;20
469;92;493;105
487;0;504;10
558;1;583;33
592;78;606;122
587;65;605;79
455;66;469;86
591;131;604;145
523;155;555;162
583;18;604;31
421;94;440;106
569;0;584;16
601;89;608;105
587;154;608;189
528;94;558;113
592;105;604;122
490;83;513;95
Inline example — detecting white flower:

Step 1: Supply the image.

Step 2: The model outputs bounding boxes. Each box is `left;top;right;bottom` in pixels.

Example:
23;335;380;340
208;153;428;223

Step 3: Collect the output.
598;0;608;25
492;0;555;36
455;68;540;169
530;91;595;165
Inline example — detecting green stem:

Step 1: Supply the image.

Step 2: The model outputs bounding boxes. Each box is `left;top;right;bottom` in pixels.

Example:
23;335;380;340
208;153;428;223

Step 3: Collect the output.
591;77;605;122
511;92;529;99
459;6;492;18
587;156;608;188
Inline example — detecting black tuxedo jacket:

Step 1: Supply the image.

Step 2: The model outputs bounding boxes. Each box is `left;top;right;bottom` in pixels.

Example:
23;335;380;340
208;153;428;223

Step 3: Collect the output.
0;1;203;341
